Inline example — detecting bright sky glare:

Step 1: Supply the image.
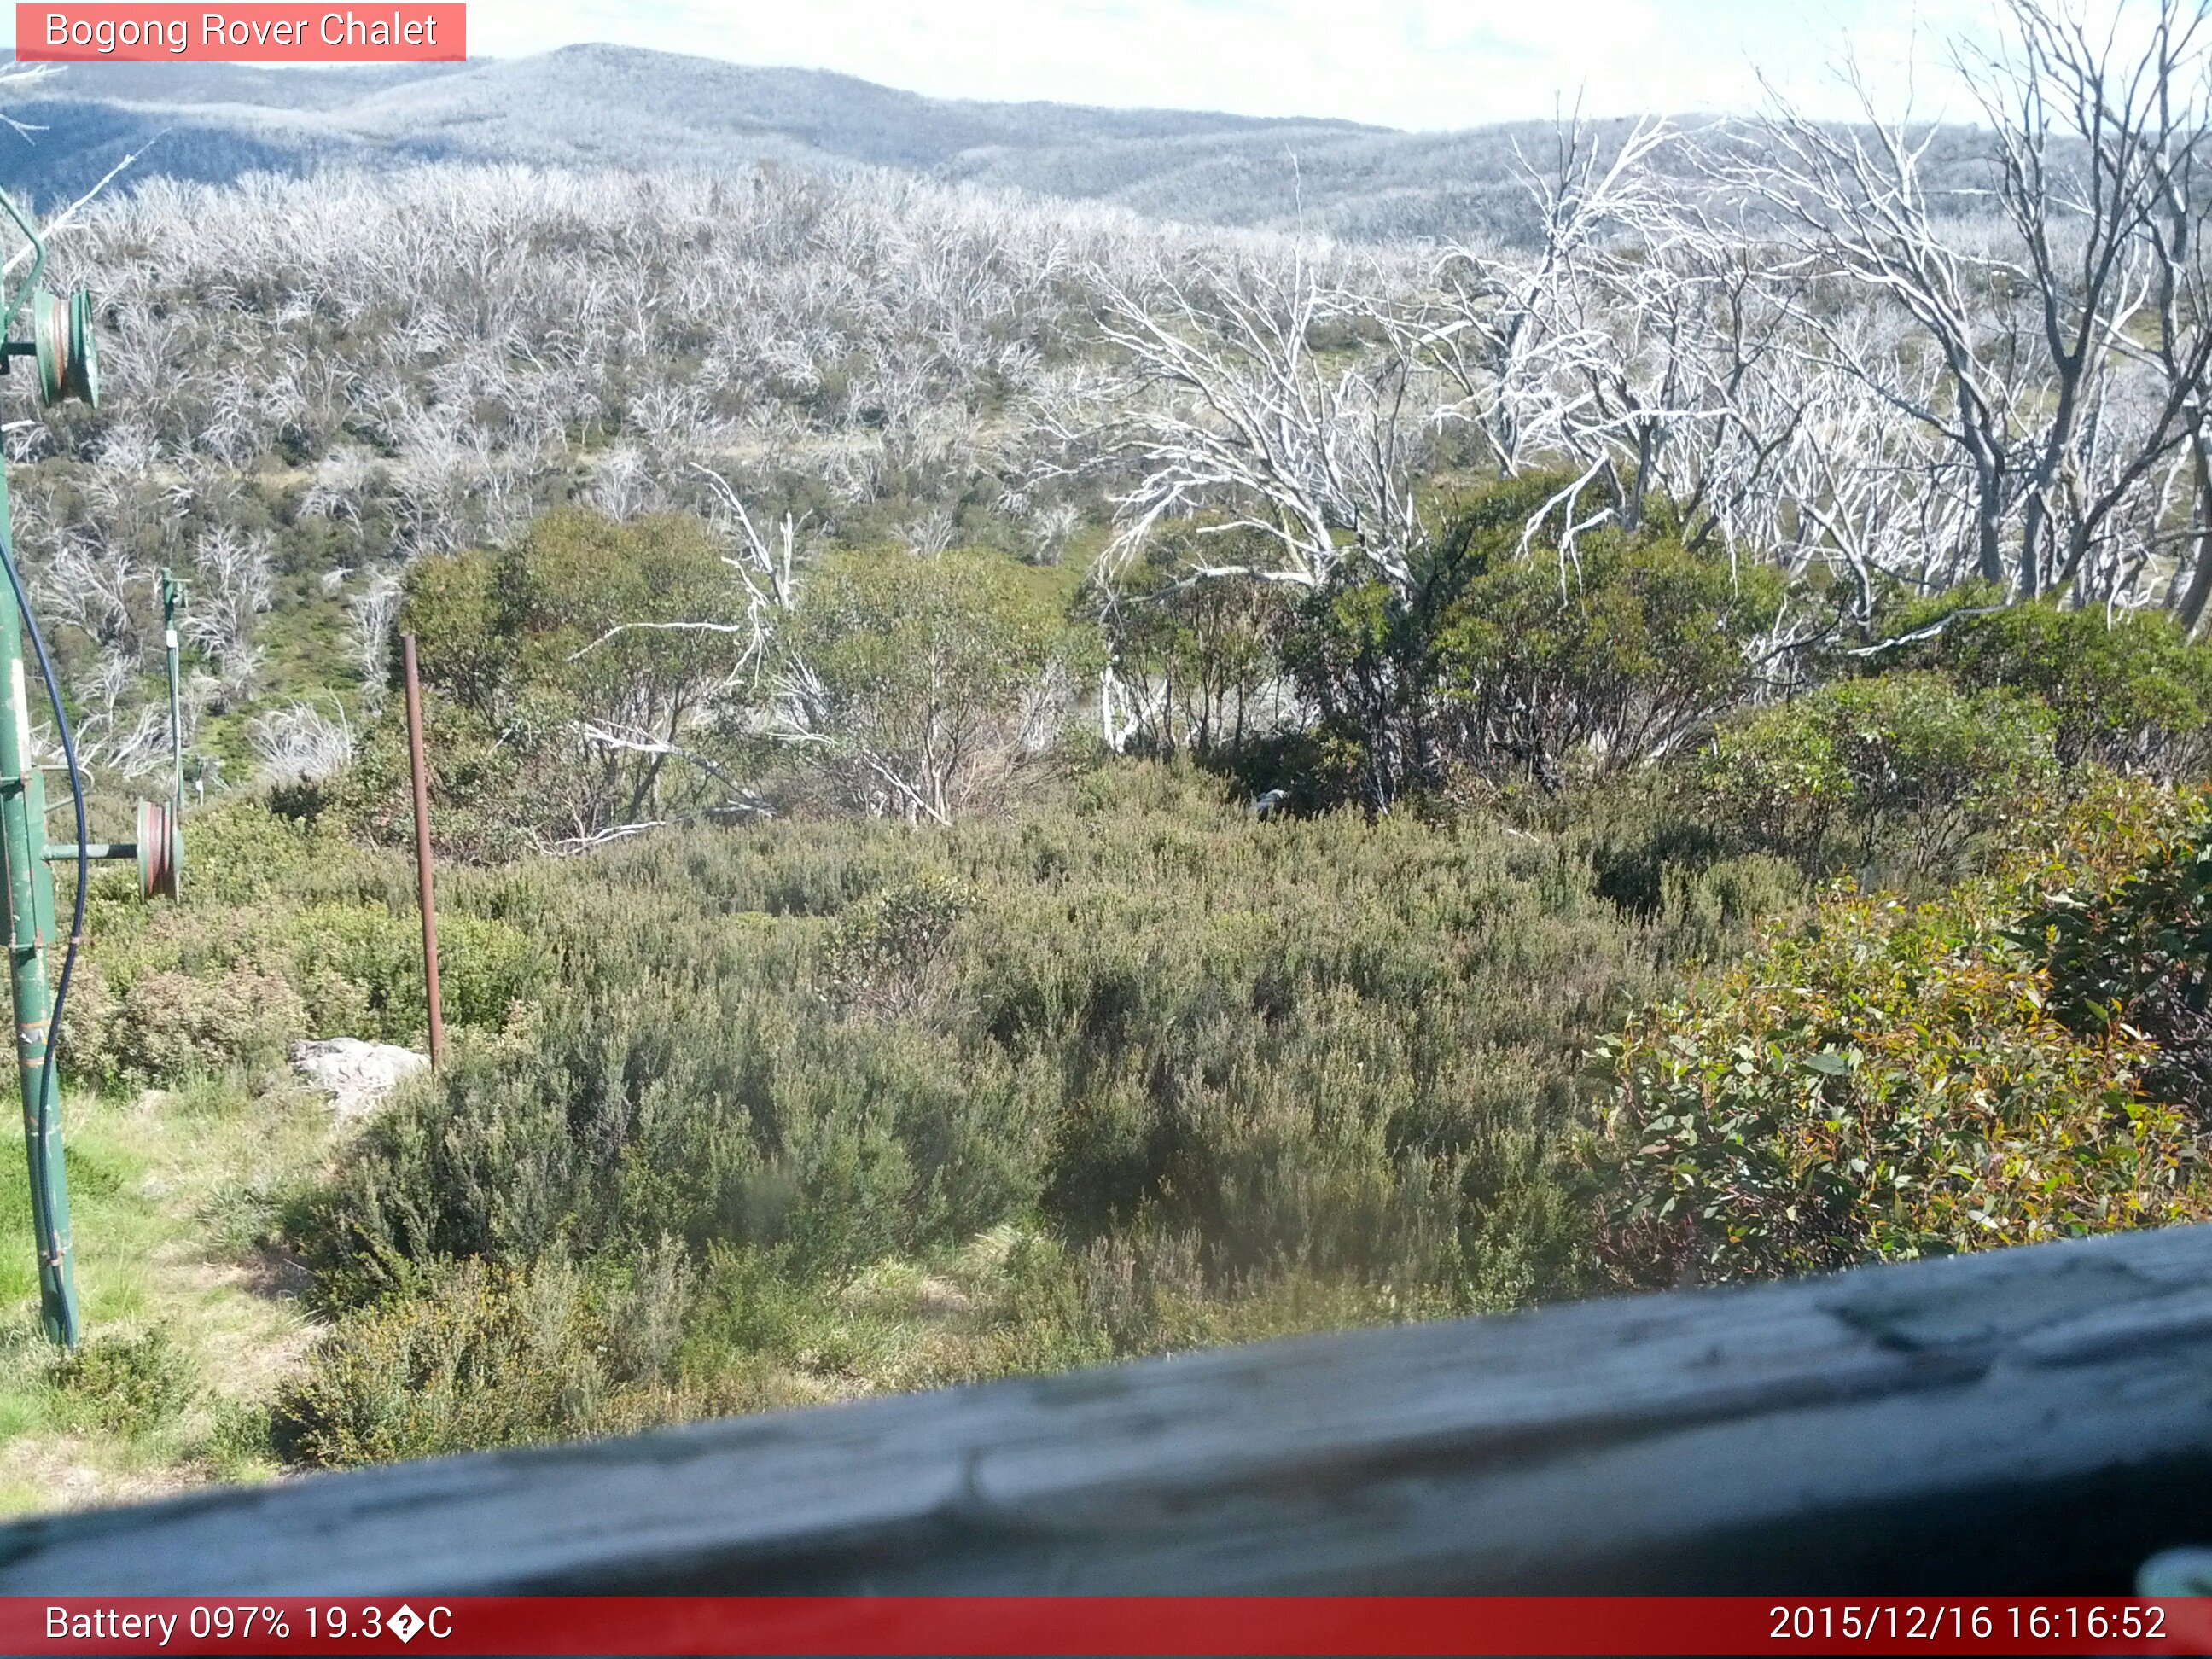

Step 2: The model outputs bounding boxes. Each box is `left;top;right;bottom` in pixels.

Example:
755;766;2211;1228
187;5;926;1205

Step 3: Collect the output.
453;0;2006;129
7;1;2017;129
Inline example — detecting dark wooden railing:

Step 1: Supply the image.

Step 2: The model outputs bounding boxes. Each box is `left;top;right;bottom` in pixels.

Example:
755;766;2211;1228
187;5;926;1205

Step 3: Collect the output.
1;1223;2209;1594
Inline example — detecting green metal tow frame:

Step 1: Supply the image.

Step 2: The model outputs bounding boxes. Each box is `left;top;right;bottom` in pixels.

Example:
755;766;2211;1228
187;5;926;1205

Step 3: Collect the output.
0;463;73;1347
0;187;175;1348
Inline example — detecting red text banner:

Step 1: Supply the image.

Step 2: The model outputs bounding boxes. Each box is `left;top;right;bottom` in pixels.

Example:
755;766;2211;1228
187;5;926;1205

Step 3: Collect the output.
17;5;463;61
4;1597;2212;1656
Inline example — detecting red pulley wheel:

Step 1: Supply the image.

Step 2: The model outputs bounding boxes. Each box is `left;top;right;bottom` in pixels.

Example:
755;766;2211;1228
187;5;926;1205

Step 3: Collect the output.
135;799;180;901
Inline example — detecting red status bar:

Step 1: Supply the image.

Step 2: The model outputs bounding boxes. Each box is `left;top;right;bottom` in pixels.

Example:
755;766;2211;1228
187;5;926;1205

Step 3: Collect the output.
8;1597;2212;1656
17;6;465;62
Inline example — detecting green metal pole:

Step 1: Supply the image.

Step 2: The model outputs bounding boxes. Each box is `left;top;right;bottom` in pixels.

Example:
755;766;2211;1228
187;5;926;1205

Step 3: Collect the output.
0;468;74;1347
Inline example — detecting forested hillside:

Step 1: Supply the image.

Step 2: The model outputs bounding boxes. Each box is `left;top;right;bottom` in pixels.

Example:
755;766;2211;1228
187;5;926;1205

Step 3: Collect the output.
5;3;2212;1510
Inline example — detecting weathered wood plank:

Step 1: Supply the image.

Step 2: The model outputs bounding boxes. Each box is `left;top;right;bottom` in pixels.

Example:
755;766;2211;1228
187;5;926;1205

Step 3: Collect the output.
3;1225;2209;1593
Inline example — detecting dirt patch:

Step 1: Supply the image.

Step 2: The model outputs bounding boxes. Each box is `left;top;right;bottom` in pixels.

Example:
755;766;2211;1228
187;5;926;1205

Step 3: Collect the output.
235;1246;316;1306
0;1433;197;1513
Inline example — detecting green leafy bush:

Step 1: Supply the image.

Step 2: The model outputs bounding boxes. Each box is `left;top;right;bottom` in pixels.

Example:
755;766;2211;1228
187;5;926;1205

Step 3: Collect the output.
1940;602;2212;776
1591;781;2212;1286
820;873;972;1014
74;898;538;1080
1703;673;2058;877
166;800;396;908
1091;525;1293;760
1280;567;1427;810
292;766;1668;1361
58;795;544;1087
282;905;538;1039
91;966;306;1086
789;548;1092;823
1649;852;1807;966
2025;806;2212;1117
1433;534;1784;789
1282;479;1784;808
348;508;756;856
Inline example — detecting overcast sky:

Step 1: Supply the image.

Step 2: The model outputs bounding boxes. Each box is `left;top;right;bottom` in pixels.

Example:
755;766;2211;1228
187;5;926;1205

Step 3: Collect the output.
3;1;2015;129
451;0;2005;129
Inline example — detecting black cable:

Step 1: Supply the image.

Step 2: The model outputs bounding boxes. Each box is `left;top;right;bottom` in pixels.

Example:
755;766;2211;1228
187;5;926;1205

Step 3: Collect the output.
0;542;85;1336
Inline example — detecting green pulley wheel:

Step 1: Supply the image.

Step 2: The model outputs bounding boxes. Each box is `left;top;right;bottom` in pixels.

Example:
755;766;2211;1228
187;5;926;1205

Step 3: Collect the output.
32;286;97;410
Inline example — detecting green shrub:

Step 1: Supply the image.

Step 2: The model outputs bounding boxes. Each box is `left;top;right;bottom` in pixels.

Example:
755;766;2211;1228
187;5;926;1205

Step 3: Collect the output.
271;1253;697;1469
63;811;544;1085
1941;602;2212;776
197;1400;278;1474
272;759;2210;1471
1433;534;1785;789
1590;781;2212;1286
292;767;1668;1351
1280;566;1425;810
2024;803;2212;1117
820;873;971;1014
98;965;306;1086
283;905;539;1041
1091;526;1292;760
54;1328;196;1435
172;800;395;908
1545;770;1810;963
349;508;760;856
1280;481;1784;808
789;548;1093;822
1703;673;2058;877
1650;853;1806;966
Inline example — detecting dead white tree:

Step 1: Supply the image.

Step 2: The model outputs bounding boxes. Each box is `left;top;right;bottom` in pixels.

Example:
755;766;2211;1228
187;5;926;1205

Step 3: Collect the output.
248;698;354;786
1967;0;2212;601
1422;114;1677;483
1077;253;1437;598
1727;67;2035;594
185;523;273;700
689;463;800;684
1732;0;2212;610
347;570;404;712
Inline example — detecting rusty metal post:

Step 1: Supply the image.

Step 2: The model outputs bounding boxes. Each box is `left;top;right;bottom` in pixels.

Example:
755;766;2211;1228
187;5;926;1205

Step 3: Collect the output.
400;634;445;1069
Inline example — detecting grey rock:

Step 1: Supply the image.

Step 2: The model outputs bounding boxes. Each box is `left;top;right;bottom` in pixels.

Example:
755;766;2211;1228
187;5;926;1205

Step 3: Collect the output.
288;1038;428;1122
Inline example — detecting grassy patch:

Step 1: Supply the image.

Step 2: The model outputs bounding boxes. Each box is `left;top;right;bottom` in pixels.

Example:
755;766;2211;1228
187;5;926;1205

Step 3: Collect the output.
0;1075;339;1514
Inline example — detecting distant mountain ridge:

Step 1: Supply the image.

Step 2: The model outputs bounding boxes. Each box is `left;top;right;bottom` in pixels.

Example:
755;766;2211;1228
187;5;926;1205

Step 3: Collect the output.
0;44;2003;245
0;44;1655;242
